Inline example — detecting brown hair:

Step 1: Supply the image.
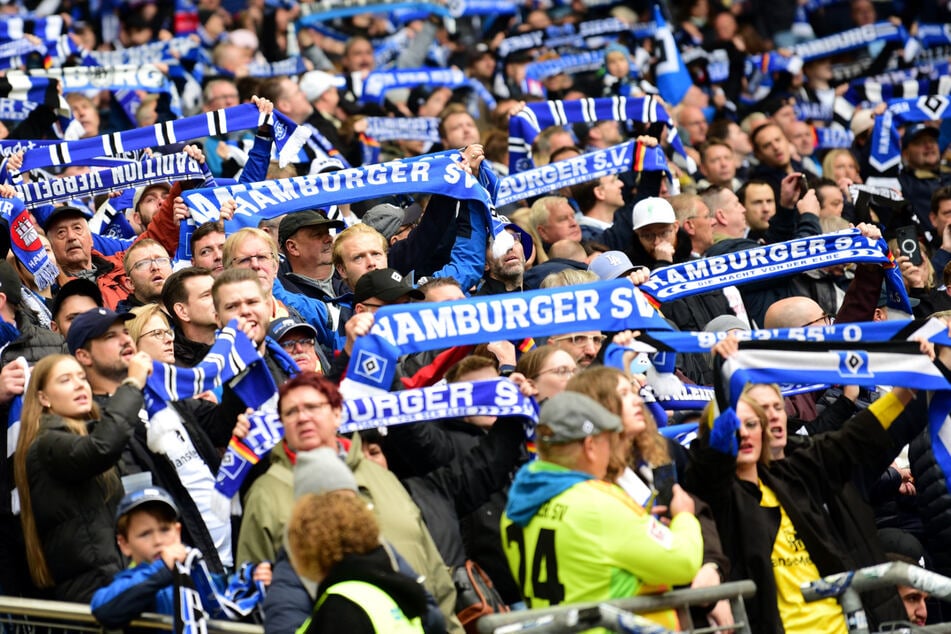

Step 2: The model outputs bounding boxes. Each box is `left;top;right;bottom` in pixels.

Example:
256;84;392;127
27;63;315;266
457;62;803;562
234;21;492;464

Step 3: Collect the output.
699;394;771;467
16;354;106;588
287;491;380;582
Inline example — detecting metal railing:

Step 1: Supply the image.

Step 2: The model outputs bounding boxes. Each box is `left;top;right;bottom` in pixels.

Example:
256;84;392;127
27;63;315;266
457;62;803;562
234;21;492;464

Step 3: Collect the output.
477;580;756;634
801;561;951;634
0;595;263;633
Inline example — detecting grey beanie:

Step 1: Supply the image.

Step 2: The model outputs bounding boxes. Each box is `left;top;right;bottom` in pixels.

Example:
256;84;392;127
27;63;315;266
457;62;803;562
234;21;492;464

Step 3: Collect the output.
293;447;358;499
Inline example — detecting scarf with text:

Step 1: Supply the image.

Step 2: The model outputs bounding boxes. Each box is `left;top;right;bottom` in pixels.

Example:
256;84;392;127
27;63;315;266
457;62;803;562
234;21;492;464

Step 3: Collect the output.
342;278;670;395
174;548;266;628
20;103;308;171
793;21;907;62
299;0;451;24
920;24;951;48
652;382;829;411
364;116;440;143
508;96;687;173
360;68;496;109
812;126;854;150
495;140;667;206
88;197;137;240
15;153;204;208
83;37;202;66
174;556;209;634
843;63;951;106
497;17;636;59
0;98;37;121
181;152;510;255
524;51;607;84
637;229;913;313
7;65;173;95
870;96;951;173
0;75;59;104
1;197;58;290
214;57;308;79
338;378;537;434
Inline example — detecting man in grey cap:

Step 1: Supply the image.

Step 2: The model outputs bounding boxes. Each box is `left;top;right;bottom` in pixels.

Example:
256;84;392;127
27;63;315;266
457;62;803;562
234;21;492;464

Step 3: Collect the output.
501;392;702;611
362;201;424;246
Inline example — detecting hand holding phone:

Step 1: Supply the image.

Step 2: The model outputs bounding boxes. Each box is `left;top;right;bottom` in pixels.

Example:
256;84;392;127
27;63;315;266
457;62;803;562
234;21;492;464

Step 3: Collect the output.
896;225;923;266
652;464;677;509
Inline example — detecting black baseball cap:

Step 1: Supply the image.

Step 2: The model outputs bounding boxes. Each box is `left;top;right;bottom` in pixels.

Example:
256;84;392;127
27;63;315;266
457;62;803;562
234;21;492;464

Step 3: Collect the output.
41;205;91;232
902;124;939;149
278;210;345;249
0;261;21;306
66;307;133;354
353;268;424;305
268;316;318;341
50;278;103;320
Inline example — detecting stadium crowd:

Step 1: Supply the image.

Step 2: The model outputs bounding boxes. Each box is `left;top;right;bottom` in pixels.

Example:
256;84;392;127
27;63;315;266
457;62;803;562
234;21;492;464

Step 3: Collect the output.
0;0;950;632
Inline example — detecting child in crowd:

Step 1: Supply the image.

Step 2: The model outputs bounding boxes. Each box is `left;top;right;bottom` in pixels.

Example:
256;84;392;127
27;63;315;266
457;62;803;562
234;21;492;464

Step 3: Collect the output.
91;487;272;628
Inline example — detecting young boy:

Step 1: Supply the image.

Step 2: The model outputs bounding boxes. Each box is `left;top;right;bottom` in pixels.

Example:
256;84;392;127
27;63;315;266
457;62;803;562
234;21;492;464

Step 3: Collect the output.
91;487;272;628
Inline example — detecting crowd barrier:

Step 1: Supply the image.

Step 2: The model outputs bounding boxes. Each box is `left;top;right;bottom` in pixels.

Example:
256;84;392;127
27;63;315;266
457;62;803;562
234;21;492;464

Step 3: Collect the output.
476;580;756;633
0;595;263;633
802;561;951;634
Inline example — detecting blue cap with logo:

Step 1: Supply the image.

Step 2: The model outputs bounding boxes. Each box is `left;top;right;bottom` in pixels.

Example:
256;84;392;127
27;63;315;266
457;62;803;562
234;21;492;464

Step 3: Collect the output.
66;307;133;354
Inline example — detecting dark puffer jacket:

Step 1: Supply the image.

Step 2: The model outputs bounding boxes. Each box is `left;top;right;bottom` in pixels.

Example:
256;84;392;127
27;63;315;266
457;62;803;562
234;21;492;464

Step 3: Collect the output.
910;425;951;577
27;383;143;603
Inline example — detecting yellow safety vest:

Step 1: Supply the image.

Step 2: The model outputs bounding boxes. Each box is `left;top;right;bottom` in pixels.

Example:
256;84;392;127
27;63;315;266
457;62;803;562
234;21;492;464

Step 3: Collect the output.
297;580;425;634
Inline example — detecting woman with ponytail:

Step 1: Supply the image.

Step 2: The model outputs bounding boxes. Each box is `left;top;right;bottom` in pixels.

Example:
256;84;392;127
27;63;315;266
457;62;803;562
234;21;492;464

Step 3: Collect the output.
15;351;152;602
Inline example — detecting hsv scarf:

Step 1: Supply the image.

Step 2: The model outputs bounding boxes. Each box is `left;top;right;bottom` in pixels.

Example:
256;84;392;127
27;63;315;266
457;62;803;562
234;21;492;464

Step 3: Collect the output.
793;21;907;62
360;68;493;108
181;153;512;254
215;410;282;500
1;197;58;290
15;153;204;208
652;382;828;411
0;16;66;41
84;37;202;66
497;17;633;59
508;96;687;173
843;63;951;106
0;75;59;104
0;99;36;121
7;65;173;94
364;116;441;142
524;51;606;84
637;229;914;314
446;0;518;16
719;340;949;405
926;389;951;514
174;556;209;634
869;96;951;173
142;321;261;417
342;278;669;394
20;103;309;171
299;0;451;24
495;140;668;206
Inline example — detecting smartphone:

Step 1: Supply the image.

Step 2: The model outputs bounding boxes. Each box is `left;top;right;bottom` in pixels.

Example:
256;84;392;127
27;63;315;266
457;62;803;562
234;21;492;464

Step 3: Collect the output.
652;464;678;509
797;174;809;199
896;225;923;266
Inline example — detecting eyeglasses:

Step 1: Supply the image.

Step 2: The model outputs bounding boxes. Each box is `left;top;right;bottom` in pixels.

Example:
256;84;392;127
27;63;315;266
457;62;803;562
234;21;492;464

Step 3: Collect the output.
282;401;333;421
550;334;607;347
535;366;578;378
636;226;675;242
140;328;175;341
208;93;239;103
798;314;834;328
280;337;316;351
233;253;274;267
131;257;172;272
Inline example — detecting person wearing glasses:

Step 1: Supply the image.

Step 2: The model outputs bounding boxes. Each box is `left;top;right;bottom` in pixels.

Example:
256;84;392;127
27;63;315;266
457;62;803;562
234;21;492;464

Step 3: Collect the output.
128;305;175;365
514;346;578;404
268;317;331;376
116;240;173;314
546;332;606;369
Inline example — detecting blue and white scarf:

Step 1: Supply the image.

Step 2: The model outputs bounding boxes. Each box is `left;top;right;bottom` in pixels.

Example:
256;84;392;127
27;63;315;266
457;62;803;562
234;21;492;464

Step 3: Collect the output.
299;0;450;24
143;321;262;417
869;96;951;173
793;21;907;62
524;51;606;84
446;0;518;16
187;550;266;620
497;16;632;59
338;378;537;433
0;16;65;42
0;75;59;104
719;340;949;405
7;64;173;94
84;37;202;66
364;116;440;143
0;98;35;122
495;140;668;206
214;57;307;79
0;197;58;290
813;127;854;150
20;103;309;171
181;152;510;253
920;24;951;48
0;39;45;70
842;62;951;106
174;556;209;634
927;389;951;516
15;153;205;208
342;278;669;394
638;229;913;313
508;96;688;173
360;68;490;107
652;382;829;411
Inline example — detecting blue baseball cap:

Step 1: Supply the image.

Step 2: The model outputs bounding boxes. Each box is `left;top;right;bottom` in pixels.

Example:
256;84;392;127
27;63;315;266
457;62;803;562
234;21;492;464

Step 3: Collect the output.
66;307;133;354
115;486;179;523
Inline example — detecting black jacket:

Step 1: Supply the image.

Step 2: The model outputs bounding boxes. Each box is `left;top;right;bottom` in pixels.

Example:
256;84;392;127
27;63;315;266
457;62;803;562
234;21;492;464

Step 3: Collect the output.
302;546;429;634
385;417;528;604
172;322;212;368
28;384;143;603
685;405;906;633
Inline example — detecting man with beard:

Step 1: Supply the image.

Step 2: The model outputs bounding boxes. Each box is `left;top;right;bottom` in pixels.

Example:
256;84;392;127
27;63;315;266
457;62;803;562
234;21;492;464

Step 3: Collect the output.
268;317;330;375
116;240;172;313
477;226;529;295
68;308;138;397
